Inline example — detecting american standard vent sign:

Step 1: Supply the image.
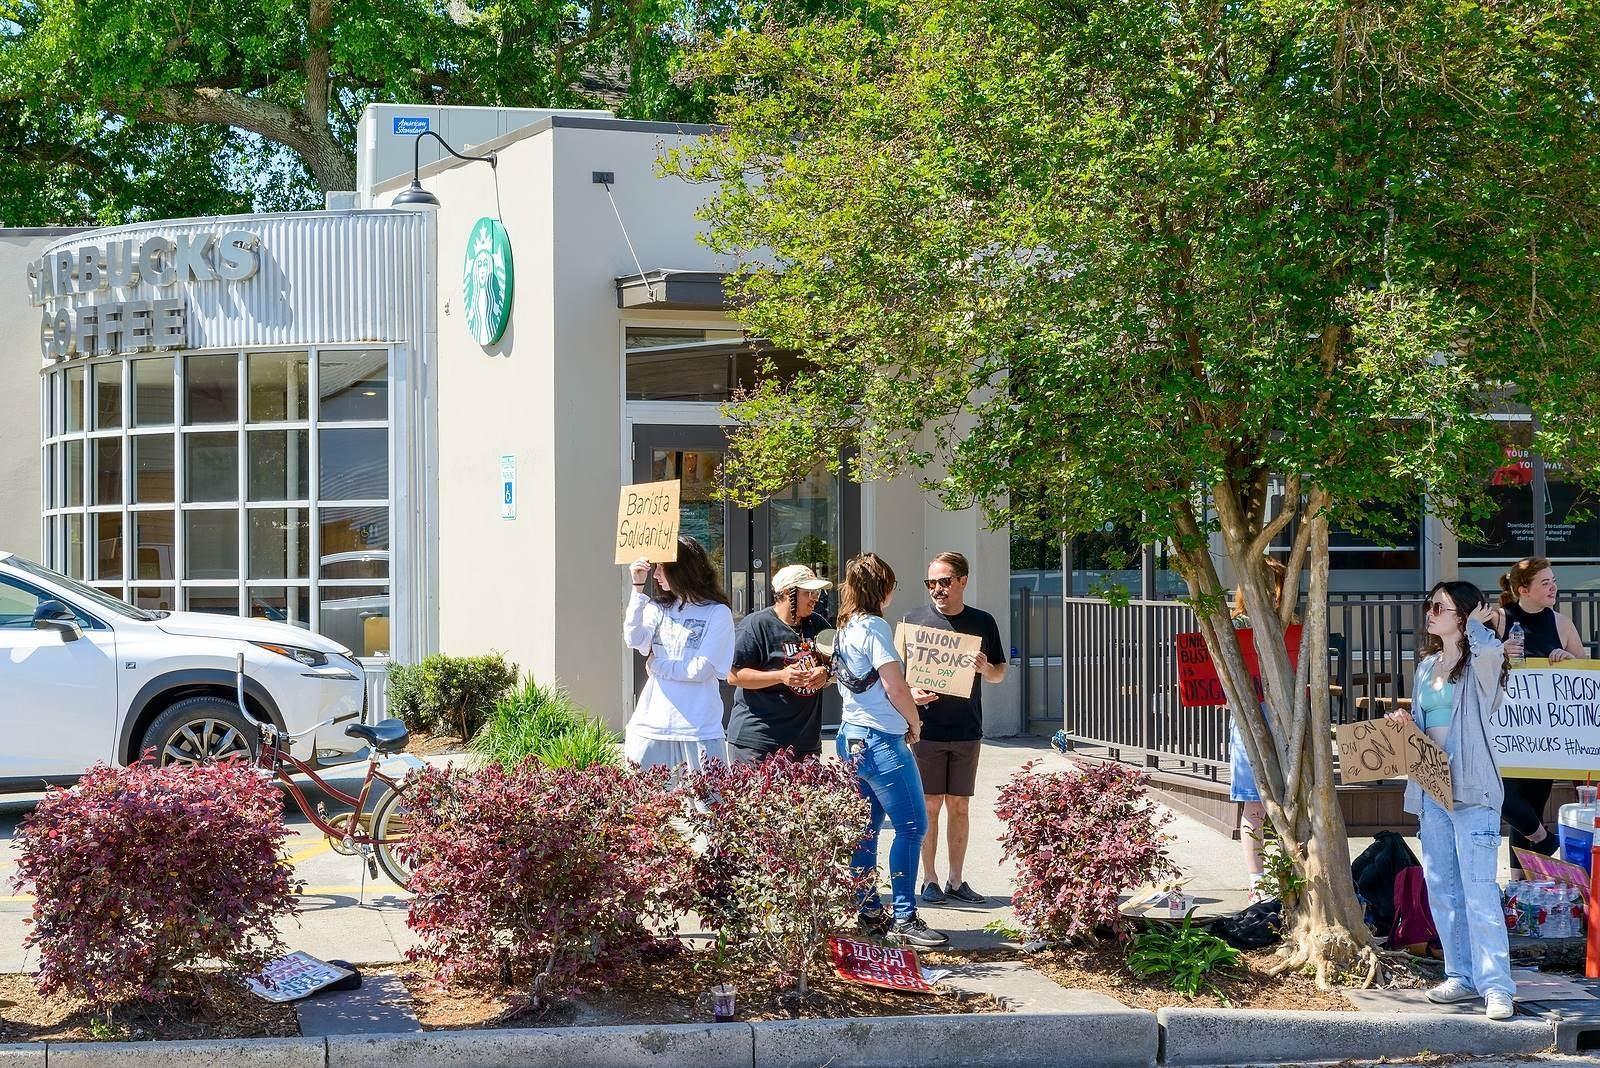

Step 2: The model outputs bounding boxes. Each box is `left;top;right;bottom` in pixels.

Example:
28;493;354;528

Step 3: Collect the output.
28;230;263;360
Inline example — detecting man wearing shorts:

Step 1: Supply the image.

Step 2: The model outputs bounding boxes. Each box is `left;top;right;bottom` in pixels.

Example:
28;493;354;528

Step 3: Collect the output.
901;551;1006;905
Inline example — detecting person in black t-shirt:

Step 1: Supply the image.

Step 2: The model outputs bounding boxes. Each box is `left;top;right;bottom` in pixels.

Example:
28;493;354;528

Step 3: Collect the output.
901;551;1006;905
726;564;834;761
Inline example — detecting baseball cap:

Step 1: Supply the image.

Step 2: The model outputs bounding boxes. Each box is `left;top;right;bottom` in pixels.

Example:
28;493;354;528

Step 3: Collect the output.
772;564;832;593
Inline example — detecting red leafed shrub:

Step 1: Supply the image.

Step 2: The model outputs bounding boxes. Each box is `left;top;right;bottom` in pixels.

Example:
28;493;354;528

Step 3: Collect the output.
12;760;298;1006
684;751;870;996
995;759;1176;942
401;760;694;999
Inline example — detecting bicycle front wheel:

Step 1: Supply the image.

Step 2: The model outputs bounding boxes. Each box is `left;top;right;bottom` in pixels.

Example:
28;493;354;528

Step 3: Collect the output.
370;785;414;888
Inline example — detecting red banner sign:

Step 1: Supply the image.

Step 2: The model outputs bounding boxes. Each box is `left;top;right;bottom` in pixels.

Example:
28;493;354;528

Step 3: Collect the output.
827;936;932;992
1176;626;1303;707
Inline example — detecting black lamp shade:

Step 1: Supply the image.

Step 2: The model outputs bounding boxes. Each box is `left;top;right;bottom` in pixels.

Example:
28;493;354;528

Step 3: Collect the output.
392;179;440;209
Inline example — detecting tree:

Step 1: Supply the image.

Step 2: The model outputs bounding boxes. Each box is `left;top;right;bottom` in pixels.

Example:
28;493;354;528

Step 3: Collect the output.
0;0;750;215
673;0;1600;984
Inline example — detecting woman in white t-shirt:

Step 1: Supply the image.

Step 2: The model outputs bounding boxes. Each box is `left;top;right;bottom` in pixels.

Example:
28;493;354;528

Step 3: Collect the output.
830;552;947;948
622;535;735;772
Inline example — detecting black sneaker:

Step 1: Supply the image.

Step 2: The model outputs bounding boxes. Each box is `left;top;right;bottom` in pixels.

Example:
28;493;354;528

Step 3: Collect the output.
857;908;892;938
889;914;949;948
921;881;946;903
944;881;985;905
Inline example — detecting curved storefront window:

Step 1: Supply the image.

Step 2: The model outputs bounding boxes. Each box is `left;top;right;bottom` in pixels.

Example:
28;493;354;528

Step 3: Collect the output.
41;347;392;655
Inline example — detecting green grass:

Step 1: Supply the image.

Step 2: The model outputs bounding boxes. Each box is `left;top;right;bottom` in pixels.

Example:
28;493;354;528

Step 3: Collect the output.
470;677;621;770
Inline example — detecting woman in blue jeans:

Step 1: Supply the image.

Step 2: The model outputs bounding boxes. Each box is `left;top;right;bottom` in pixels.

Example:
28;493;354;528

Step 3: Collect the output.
829;552;947;948
1388;581;1515;1020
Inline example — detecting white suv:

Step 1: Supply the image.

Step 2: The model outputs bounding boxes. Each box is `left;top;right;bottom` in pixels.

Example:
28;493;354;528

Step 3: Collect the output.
0;551;368;790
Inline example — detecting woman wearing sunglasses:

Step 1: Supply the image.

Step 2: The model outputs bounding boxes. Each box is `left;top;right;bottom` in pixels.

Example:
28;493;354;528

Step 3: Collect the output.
1386;581;1514;1020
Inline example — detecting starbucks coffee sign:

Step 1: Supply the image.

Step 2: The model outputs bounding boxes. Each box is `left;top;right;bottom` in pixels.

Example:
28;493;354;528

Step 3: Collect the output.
462;218;513;345
29;230;263;360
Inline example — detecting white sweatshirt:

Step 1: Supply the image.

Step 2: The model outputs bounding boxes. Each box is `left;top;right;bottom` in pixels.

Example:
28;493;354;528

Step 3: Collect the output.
622;591;735;742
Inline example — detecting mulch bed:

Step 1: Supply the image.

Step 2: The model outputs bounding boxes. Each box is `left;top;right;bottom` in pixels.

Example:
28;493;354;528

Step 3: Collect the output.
0;973;298;1043
386;951;1002;1031
403;732;470;758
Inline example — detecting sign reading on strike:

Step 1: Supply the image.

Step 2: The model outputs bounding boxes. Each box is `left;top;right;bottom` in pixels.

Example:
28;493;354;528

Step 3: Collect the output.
895;623;982;697
1491;661;1600;779
1175;626;1303;707
827;936;933;992
1335;717;1453;810
614;479;681;564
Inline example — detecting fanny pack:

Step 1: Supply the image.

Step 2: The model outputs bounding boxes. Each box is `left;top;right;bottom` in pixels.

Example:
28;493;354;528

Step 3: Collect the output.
831;647;881;695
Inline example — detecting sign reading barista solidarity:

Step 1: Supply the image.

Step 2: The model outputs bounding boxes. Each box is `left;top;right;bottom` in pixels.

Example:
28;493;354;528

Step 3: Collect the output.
1492;661;1600;779
614;479;681;564
28;230;263;360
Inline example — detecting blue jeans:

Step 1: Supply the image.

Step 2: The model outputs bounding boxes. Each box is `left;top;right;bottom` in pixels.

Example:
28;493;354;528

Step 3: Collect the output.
837;724;928;920
1419;795;1513;998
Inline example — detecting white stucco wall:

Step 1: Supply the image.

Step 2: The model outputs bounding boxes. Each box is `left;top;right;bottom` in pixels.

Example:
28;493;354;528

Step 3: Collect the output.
0;229;85;559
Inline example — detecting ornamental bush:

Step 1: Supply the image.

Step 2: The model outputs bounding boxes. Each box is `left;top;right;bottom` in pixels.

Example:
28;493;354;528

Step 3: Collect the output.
684;751;870;996
995;759;1176;942
12;760;297;1006
402;760;693;1000
469;676;620;770
386;652;518;740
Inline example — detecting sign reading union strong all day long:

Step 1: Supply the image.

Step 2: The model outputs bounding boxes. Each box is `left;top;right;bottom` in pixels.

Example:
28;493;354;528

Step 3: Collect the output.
462;217;513;346
1492;661;1600;778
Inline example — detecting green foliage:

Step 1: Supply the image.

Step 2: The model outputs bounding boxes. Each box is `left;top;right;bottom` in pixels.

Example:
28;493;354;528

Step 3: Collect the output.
1127;915;1242;1000
1254;825;1306;903
470;677;621;770
385;653;518;742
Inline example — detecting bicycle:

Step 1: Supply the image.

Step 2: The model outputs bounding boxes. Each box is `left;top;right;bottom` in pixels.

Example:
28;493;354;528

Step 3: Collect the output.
233;654;422;886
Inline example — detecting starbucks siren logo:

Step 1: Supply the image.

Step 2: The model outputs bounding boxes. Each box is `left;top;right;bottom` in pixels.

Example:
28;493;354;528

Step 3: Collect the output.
462;217;514;345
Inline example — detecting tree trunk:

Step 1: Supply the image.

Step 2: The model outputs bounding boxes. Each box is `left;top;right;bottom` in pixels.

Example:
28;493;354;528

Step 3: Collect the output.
1172;498;1377;988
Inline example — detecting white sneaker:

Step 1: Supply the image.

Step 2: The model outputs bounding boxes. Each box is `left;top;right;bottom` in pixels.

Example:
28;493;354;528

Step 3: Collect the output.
1426;978;1478;1004
1485;991;1515;1020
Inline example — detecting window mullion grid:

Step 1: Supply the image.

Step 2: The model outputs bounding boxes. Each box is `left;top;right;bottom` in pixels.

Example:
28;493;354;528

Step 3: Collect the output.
173;355;185;604
309;347;321;633
237;351;247;617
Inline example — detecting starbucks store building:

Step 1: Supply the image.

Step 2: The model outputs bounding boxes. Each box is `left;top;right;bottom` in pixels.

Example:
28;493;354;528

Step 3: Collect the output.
2;111;1021;731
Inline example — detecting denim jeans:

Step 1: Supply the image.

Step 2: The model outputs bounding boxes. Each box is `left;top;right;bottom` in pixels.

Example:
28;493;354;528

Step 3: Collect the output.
837;724;928;920
1419;795;1513;998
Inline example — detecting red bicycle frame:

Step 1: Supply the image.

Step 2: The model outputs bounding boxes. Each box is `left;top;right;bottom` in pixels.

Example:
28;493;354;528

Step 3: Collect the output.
253;729;408;847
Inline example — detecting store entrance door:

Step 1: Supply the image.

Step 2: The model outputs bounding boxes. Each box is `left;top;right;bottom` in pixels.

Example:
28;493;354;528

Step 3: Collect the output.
629;424;857;729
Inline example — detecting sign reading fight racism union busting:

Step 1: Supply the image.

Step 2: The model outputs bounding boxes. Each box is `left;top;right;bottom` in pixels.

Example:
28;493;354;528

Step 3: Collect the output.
1491;661;1600;778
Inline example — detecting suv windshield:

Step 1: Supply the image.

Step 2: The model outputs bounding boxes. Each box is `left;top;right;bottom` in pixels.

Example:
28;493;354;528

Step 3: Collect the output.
3;555;157;621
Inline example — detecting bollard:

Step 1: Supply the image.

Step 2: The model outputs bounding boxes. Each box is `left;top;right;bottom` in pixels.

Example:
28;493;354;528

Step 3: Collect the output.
1588;819;1600;979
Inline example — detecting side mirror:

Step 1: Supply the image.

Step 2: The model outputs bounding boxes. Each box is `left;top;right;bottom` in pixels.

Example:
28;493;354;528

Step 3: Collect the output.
33;600;81;642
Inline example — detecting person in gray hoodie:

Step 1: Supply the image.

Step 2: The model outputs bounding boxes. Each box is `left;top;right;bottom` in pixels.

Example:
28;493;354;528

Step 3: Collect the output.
1387;581;1514;1020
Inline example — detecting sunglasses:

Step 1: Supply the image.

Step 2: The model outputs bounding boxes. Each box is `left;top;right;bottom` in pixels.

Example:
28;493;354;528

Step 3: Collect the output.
924;577;958;590
1425;600;1460;617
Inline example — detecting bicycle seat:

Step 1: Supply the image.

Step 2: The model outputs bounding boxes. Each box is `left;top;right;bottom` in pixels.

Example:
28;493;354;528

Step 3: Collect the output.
345;718;410;755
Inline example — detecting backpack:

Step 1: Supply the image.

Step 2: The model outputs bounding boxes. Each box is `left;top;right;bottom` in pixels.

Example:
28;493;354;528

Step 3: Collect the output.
1387;865;1440;953
1351;830;1421;937
1212;898;1283;950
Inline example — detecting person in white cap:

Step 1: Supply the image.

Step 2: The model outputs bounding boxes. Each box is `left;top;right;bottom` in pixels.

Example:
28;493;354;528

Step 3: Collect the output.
726;563;835;762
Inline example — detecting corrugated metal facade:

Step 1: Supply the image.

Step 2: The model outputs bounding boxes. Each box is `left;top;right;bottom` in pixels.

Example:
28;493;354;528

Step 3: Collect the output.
36;210;430;353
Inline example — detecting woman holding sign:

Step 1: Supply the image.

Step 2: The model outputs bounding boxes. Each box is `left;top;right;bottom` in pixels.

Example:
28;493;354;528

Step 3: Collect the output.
1493;558;1586;868
829;552;947;948
622;536;736;772
1387;581;1515;1020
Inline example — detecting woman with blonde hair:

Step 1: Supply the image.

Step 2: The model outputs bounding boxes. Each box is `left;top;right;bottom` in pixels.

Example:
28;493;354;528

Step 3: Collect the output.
1229;557;1288;902
830;552;946;948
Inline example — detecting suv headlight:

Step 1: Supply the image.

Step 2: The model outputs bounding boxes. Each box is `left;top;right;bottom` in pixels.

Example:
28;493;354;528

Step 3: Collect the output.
251;641;329;667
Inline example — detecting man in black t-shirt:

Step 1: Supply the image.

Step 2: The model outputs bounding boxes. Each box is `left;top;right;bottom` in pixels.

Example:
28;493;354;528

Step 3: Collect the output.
902;551;1006;905
726;564;834;761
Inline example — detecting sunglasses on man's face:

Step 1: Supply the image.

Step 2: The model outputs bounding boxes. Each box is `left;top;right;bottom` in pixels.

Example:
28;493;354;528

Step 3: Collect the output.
925;577;957;590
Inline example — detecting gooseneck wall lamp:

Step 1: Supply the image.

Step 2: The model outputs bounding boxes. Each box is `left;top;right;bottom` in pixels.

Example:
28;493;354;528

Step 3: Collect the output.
391;130;498;209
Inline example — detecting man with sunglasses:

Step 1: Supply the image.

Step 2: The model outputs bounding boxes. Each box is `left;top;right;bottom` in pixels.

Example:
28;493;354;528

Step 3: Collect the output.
901;551;1006;905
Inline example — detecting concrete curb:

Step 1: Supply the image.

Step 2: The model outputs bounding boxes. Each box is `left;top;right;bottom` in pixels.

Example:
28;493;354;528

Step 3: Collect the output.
44;1036;325;1067
325;1022;753;1068
1157;1007;1556;1066
0;1046;42;1066
750;1010;1158;1068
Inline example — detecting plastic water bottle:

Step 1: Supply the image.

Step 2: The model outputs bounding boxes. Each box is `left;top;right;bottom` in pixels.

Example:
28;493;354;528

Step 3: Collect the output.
1509;622;1526;666
1558;786;1599;872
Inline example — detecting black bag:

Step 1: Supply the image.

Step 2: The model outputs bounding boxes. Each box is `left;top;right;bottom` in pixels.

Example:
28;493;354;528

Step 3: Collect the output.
1212;898;1283;949
1351;829;1421;937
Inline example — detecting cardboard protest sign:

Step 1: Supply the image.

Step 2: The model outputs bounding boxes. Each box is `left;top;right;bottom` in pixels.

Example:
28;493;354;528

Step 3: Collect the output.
895;623;982;697
1513;847;1591;894
1491;662;1600;779
614;479;681;565
246;952;354;1003
1176;626;1303;707
828;936;933;992
1336;717;1453;810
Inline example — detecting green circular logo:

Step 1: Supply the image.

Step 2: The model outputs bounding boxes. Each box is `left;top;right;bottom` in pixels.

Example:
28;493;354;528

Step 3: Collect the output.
462;217;513;345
